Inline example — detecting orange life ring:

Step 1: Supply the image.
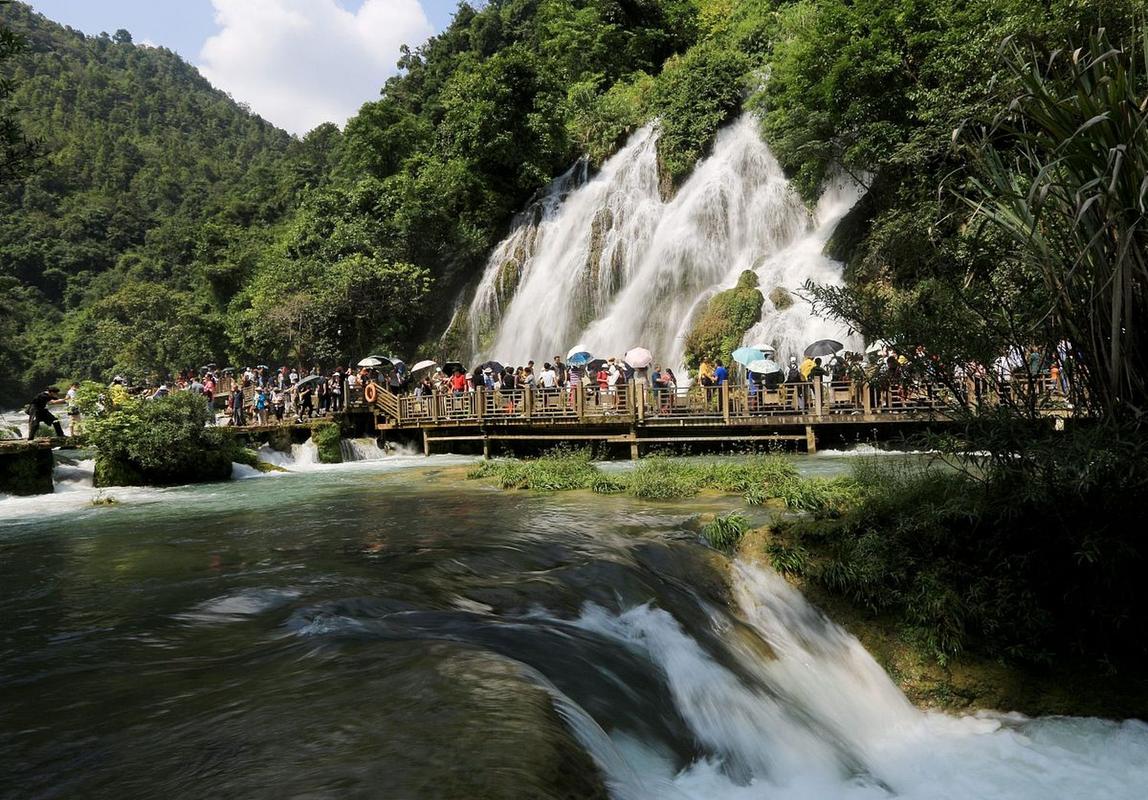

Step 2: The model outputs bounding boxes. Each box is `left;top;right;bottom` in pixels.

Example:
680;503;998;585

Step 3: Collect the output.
364;382;378;403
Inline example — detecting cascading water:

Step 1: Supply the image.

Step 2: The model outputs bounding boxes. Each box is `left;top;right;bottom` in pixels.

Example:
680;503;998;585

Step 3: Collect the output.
571;562;1148;799
462;116;862;370
340;437;387;462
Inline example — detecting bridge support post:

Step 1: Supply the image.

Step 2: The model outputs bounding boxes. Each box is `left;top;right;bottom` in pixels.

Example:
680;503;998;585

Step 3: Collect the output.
422;429;430;457
629;430;639;461
482;435;491;460
804;425;817;454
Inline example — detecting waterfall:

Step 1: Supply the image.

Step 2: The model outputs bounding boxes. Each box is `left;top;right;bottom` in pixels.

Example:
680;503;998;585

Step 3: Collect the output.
462;116;862;371
572;560;1148;799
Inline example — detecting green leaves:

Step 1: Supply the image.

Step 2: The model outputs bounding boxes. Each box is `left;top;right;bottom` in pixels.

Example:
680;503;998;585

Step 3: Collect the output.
961;27;1148;419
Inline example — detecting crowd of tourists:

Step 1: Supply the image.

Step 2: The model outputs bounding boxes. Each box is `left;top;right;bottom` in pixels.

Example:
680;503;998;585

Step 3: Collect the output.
21;338;1075;440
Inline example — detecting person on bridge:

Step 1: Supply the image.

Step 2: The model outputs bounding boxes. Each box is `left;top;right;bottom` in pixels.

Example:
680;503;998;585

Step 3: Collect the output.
27;386;65;440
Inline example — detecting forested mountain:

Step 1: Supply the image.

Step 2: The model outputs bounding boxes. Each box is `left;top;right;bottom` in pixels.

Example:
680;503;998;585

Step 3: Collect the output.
0;1;335;400
1;0;1144;402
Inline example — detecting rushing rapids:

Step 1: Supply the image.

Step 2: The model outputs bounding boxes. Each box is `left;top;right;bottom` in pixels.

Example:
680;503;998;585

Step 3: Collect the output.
458;116;861;369
1;457;1145;799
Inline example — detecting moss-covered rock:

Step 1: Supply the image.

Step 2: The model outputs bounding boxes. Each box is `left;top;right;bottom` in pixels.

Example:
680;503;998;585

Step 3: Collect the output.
94;448;233;488
0;446;54;496
768;286;794;310
311;420;343;464
233;447;288;473
682;270;763;371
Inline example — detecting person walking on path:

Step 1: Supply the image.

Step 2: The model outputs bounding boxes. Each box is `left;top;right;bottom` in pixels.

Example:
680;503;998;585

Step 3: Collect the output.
27;387;65;440
65;382;81;436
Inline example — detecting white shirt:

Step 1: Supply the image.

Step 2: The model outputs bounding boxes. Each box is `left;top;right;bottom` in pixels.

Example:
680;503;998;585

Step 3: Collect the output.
539;369;558;388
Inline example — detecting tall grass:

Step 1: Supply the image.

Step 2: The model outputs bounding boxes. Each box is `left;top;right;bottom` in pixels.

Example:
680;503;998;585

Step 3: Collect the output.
703;512;749;552
467;449;808;502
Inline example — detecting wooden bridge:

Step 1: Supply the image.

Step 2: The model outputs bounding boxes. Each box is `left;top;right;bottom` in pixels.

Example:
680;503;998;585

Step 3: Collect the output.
367;378;1065;457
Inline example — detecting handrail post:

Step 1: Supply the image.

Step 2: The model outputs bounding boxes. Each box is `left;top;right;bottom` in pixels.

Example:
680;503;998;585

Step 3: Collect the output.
476;387;484;422
721;383;730;423
636;381;645;423
863;380;872;415
524;387;533;420
576;381;585;421
814;379;823;419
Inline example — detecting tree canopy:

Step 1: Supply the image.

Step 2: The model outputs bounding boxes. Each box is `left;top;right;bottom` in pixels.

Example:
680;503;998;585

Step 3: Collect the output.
2;0;1146;405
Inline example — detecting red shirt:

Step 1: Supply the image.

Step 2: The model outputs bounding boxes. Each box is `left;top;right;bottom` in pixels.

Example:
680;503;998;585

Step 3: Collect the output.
450;374;468;391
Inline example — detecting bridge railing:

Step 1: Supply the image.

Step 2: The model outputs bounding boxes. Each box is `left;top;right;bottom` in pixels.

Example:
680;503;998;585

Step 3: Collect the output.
374;375;1072;427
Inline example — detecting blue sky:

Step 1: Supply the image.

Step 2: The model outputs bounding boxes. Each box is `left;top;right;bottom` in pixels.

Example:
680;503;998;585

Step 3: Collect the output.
27;1;465;134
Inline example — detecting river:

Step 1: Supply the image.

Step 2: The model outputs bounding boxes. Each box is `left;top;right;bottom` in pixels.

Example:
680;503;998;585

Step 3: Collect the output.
2;448;1146;799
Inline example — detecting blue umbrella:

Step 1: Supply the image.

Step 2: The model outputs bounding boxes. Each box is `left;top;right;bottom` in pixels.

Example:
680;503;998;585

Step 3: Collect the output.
732;346;766;366
566;344;593;366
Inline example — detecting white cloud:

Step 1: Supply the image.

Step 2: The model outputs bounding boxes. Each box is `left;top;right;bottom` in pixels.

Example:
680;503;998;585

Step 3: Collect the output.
199;0;432;135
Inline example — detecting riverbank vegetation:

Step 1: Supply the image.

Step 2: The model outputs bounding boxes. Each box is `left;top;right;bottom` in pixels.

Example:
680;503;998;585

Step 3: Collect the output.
788;23;1148;677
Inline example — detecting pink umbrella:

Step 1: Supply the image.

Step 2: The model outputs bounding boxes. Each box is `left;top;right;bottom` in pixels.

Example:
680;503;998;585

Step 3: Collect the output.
624;347;653;369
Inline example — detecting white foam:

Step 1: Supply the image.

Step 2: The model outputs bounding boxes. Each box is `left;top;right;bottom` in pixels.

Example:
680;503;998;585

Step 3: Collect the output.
566;561;1148;799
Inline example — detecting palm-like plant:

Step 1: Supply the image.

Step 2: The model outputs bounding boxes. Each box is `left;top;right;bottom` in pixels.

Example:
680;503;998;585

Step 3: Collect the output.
962;28;1148;420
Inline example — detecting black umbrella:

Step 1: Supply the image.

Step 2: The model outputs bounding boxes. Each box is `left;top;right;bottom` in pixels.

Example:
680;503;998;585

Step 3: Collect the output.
587;358;608;373
480;360;505;374
804;339;844;358
441;361;466;375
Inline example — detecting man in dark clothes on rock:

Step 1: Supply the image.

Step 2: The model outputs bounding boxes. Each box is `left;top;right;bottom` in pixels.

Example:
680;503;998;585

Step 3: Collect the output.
27;386;65;440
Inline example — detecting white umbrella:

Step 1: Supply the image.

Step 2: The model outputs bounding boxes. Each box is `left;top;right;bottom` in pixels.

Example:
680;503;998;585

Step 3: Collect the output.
410;359;437;375
624;347;653;369
567;344;590;361
746;358;783;375
749;343;776;354
357;356;384;367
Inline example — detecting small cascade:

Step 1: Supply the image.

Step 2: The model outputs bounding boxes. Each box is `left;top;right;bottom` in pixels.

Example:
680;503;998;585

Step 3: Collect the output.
254;438;318;470
291;438;319;468
462;116;862;371
340;437;387;462
52;458;96;493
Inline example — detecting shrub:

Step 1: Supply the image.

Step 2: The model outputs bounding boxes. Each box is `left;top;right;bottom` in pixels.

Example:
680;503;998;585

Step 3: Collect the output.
311;420;343;464
776;438;1148;667
85;392;236;487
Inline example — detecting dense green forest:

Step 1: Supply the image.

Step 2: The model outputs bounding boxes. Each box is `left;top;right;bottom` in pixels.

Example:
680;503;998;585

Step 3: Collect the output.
1;0;1144;405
